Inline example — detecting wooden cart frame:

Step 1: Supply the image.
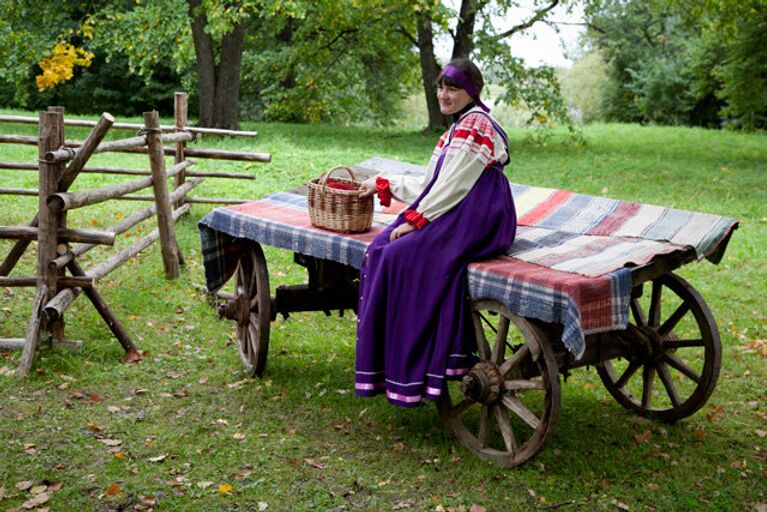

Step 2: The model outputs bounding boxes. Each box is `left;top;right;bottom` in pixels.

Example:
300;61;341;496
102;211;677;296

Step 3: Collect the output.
214;226;732;467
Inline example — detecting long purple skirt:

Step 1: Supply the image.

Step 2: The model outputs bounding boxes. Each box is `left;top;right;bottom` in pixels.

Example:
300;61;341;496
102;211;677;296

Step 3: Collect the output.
355;163;516;407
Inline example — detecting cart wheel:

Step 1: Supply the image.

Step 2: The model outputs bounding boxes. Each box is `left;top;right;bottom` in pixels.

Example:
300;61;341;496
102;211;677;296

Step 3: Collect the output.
597;273;721;422
437;300;560;467
231;242;271;377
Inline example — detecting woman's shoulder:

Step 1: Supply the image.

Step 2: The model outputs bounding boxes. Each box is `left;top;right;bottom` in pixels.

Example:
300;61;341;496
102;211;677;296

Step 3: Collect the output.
455;109;501;138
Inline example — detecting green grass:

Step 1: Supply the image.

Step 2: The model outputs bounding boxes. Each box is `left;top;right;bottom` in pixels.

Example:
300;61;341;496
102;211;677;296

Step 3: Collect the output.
1;110;766;511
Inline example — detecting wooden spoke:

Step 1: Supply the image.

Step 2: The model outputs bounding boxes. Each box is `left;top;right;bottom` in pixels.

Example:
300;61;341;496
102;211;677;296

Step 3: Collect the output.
504;379;545;391
615;360;642;389
663;352;702;384
472;310;492;361
630;297;647;327
478;405;492;448
641;364;655;410
492;316;510;365
664;338;706;349
659;302;691;337
494;405;517;455
648;280;662;327
498;344;529;377
501;395;541;430
451;398;475;417
657;362;681;407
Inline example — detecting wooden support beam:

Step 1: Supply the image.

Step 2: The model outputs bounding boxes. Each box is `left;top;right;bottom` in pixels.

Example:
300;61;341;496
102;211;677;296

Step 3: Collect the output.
43;286;81;322
0;226;115;246
0;338;82;350
0;162;256;180
91;131;193;154
0;188;38;196
46;159;194;212
0;135;270;162
45;147;77;163
144;110;181;280
0;276;92;288
0;113;259;137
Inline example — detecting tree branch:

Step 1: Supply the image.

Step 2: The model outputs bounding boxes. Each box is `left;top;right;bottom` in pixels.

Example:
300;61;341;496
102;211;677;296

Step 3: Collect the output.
493;0;560;40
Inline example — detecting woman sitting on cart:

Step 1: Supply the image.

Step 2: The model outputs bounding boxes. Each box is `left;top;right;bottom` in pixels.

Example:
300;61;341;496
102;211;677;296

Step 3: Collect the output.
355;58;517;407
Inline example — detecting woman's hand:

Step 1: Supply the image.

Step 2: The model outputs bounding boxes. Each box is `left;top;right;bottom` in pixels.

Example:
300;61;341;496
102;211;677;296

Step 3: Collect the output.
390;222;416;241
358;179;376;198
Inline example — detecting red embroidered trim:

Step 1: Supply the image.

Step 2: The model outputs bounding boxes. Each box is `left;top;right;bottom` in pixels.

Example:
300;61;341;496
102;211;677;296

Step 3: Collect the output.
404;209;429;229
375;177;392;207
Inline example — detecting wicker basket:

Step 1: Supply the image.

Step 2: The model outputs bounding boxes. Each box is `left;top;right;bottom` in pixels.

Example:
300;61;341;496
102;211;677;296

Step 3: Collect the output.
306;166;373;233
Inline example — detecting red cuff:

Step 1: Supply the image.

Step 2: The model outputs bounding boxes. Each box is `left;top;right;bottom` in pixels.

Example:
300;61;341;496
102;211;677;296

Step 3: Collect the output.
375;177;392;207
404;209;429;229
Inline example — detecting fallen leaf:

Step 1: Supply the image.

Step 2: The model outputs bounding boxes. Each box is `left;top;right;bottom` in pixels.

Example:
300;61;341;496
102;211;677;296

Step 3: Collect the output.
611;498;630;511
107;406;121;414
57;382;69;390
29;485;47;495
634;430;652;444
234;471;252;479
113;452;126;459
198;376;209;385
694;426;705;439
196;481;214;489
132;388;148;395
166;371;181;379
124;349;144;365
218;484;233;494
15;481;34;491
106;483;120;497
258;502;268;511
0;487;6;500
232;433;246;441
47;482;63;492
147;454;167;463
305;458;326;469
21;491;50;509
140;495;157;507
469;505;486;512
98;439;123;447
755;429;767;438
392;442;405;451
754;503;767;512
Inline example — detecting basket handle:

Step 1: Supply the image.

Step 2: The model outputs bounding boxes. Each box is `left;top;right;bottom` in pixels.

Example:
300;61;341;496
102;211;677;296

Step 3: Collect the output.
319;165;358;188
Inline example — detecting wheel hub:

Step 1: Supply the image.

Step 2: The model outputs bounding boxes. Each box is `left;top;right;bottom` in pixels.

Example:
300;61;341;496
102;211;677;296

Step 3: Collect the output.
218;293;250;325
461;361;503;405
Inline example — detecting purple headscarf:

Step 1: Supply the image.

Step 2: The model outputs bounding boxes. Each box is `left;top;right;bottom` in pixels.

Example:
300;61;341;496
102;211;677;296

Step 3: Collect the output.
440;65;490;113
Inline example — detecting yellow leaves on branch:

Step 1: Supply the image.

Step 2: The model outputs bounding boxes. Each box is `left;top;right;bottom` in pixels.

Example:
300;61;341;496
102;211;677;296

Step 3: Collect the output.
35;43;94;92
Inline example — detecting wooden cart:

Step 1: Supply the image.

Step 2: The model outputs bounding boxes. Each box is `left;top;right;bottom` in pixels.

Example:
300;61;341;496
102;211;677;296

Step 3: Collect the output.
200;159;738;467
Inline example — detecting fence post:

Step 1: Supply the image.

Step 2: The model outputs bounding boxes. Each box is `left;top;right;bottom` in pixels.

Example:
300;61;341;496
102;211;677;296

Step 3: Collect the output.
143;110;181;279
174;92;188;209
18;111;63;375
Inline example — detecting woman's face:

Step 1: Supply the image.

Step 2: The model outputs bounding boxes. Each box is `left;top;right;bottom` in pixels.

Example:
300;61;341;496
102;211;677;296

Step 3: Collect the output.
438;82;473;115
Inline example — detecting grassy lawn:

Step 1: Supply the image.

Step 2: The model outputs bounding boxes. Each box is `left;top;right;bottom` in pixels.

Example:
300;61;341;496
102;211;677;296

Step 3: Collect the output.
0;111;765;511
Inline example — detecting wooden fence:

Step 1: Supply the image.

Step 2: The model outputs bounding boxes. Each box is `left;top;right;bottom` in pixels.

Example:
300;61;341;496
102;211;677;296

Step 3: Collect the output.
0;93;271;375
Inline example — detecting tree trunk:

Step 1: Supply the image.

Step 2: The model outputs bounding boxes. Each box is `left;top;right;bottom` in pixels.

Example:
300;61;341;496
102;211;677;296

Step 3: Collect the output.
213;24;244;130
452;0;478;59
187;0;244;129
417;15;449;132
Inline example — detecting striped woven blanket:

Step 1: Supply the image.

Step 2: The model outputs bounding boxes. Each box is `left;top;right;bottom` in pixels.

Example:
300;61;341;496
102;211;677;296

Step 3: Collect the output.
199;185;736;359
